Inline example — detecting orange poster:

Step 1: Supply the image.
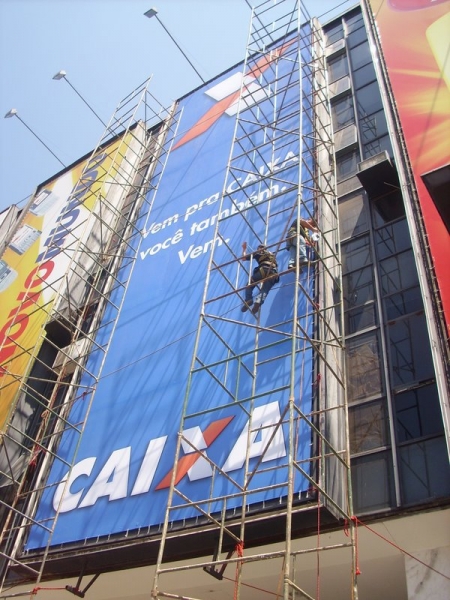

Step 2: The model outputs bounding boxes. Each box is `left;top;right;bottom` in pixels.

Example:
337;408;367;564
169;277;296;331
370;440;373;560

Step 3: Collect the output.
368;0;450;334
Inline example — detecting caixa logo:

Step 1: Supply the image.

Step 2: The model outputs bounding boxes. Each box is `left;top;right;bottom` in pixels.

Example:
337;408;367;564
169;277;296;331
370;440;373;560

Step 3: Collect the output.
173;39;295;150
53;401;286;513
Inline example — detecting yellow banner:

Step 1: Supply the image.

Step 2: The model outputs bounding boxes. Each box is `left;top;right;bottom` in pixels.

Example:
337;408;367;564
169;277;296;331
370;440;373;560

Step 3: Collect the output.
0;133;135;429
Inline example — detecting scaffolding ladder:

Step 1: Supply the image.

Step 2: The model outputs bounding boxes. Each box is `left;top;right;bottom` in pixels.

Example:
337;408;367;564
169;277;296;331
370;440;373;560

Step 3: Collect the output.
152;1;358;599
0;79;178;595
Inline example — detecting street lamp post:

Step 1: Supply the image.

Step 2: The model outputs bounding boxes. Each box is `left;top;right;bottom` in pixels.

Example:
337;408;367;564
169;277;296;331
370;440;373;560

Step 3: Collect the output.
52;70;108;128
144;7;206;84
4;109;66;168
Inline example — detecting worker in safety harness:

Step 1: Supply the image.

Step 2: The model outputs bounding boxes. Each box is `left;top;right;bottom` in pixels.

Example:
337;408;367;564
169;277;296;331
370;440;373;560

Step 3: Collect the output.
240;242;279;315
286;217;319;270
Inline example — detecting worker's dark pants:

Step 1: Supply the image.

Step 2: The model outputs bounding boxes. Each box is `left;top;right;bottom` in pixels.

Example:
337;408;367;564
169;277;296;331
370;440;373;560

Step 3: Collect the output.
245;267;278;305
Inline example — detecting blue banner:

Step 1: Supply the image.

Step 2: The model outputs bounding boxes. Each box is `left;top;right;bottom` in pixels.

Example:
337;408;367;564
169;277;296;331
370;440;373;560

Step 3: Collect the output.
28;28;316;549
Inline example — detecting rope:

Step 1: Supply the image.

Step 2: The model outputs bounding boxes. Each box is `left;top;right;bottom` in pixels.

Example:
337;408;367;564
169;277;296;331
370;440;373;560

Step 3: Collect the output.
223;572;281;597
317;479;321;599
343;516;361;576
29;587;66;598
353;516;361;576
233;541;244;600
354;516;450;582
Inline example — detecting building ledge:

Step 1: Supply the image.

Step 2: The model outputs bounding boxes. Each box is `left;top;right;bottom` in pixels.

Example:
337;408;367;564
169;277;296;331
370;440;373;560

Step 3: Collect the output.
422;163;450;232
356;151;399;198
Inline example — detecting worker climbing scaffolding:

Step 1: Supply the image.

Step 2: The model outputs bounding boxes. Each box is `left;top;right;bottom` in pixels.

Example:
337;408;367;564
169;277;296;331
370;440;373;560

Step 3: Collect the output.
285;217;320;270
240;241;279;314
239;217;318;315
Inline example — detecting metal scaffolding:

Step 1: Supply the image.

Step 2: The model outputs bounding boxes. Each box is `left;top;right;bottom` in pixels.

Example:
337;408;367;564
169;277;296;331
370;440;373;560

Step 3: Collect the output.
151;1;358;599
0;79;178;594
0;2;358;598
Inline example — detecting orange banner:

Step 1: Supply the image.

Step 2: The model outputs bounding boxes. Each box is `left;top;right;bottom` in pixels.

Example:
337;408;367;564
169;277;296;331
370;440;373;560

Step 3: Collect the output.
368;0;450;334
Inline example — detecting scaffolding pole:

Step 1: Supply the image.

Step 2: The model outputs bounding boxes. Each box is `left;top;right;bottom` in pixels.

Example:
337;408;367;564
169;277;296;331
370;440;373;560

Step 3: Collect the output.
152;1;358;599
0;78;179;593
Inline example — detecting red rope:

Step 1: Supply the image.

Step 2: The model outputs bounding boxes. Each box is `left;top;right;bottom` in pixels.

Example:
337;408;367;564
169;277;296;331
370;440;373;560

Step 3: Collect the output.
355;516;450;582
343;517;361;576
30;587;66;597
352;516;361;576
29;447;42;468
233;541;244;600
316;485;321;599
223;573;280;597
345;514;450;581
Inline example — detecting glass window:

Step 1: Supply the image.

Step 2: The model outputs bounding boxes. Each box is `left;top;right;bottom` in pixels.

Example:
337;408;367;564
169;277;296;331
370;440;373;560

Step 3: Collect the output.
398;438;450;505
344;266;375;310
346;304;377;334
339;192;370;240
372;191;406;228
375;219;410;259
360;110;388;143
352;451;394;513
350;400;389;453
344;264;376;333
395;384;443;442
356;82;383;118
348;25;367;49
341;235;371;274
363;135;392;160
388;313;434;387
336;149;358;181
353;63;377;89
384;286;423;321
349;41;372;70
332;95;355;131
325;21;344;46
346;332;383;402
380;250;418;296
328;54;349;83
345;11;364;32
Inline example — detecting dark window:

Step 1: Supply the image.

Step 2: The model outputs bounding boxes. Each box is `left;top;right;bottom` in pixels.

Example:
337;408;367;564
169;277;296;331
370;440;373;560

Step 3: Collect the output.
344;265;376;334
375;219;410;259
347;24;367;49
336;149;358;181
325;21;344;46
380;250;418;296
352;451;394;513
388;314;434;387
398;437;450;505
393;380;446;511
342;235;371;274
356;82;383;118
346;331;383;402
346;304;377;334
372;191;406;228
332;95;355;131
349;40;372;70
353;62;377;89
344;266;375;310
363;135;392;160
350;400;389;453
384;286;423;321
360;110;388;143
345;11;364;32
395;384;444;442
339;192;370;240
328;54;349;83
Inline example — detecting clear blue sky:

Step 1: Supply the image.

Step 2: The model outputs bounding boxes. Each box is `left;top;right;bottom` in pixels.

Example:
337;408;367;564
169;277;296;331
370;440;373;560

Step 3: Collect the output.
0;0;356;215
